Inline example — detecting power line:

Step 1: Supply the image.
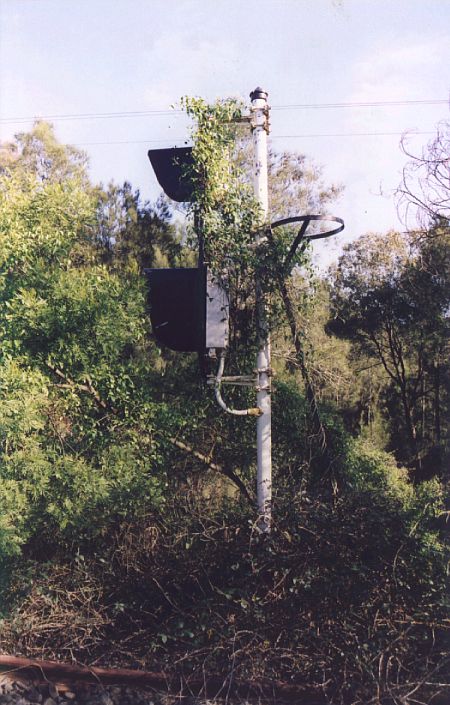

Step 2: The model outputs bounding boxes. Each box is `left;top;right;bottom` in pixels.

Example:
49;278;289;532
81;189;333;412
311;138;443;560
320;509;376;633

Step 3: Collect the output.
73;130;435;147
72;138;189;146
272;98;449;111
0;109;178;125
0;98;447;125
272;130;435;138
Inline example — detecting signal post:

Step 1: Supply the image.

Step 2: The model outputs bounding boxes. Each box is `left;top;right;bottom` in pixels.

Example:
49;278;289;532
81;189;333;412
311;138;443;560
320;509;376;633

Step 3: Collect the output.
250;88;272;533
146;88;343;531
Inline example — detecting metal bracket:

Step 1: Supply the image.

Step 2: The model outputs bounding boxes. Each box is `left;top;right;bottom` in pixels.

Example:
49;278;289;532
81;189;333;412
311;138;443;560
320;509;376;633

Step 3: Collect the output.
255;367;274;376
232;115;252;124
207;374;257;388
264;106;271;134
250;113;270;133
255;383;271;392
250;103;270;132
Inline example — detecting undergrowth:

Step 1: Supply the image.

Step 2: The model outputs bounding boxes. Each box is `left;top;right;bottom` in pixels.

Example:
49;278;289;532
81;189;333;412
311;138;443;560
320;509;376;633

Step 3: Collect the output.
1;452;448;705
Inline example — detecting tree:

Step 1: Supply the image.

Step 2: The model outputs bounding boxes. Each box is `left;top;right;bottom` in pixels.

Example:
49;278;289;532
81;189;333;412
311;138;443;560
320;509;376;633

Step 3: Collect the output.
327;231;449;478
95;183;181;270
0;121;182;272
0;120;90;185
232;125;342;221
394;122;450;478
0;127;169;558
0;102;447;705
397;120;450;234
268;149;342;220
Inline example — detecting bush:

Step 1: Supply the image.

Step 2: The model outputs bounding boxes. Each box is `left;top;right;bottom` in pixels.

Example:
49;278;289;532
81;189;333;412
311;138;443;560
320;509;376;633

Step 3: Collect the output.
3;446;447;704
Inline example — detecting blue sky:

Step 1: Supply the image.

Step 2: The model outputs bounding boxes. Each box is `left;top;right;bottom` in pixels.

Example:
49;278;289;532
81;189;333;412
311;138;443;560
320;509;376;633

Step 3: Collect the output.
1;0;449;264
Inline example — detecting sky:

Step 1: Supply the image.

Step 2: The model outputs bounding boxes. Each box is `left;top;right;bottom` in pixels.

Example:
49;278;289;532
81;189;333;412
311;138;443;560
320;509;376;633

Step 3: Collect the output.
1;0;449;265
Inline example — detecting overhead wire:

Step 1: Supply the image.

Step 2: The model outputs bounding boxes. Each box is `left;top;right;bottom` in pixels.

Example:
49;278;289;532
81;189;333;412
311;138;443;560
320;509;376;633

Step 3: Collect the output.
70;131;436;147
0;98;448;125
271;98;449;110
1;97;444;149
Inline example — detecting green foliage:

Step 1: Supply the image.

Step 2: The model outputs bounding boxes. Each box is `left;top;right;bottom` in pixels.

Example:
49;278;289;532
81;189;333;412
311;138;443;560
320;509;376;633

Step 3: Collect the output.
182;97;254;259
328;230;450;478
0;341;165;556
181;95;338;391
0;110;447;705
95;182;180;270
346;438;415;505
0;120;90;185
182;98;323;293
4;454;446;703
0;130;169;565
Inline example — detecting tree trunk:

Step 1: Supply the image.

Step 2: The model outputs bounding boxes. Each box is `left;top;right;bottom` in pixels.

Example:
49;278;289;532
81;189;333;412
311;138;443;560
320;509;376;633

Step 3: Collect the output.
433;359;441;443
277;275;326;449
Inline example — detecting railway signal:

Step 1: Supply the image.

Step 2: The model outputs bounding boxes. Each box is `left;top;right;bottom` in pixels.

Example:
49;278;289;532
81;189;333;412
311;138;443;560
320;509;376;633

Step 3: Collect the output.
147;147;195;202
144;266;229;353
146;89;344;532
145;146;229;356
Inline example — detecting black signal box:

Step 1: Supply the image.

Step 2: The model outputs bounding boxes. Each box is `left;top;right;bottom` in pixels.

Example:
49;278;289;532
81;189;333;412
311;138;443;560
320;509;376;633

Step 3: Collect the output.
144;267;205;352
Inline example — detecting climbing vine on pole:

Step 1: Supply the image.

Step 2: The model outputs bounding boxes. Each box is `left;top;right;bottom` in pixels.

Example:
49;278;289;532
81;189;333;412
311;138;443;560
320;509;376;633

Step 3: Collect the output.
181;97;260;276
180;97;313;329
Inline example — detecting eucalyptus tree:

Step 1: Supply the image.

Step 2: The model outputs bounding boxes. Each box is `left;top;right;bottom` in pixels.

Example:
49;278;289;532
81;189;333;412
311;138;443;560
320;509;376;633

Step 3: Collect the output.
328;230;449;478
0;120;90;184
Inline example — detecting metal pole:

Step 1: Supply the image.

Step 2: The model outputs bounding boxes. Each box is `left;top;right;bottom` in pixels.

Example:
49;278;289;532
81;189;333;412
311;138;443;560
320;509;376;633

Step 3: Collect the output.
250;87;272;532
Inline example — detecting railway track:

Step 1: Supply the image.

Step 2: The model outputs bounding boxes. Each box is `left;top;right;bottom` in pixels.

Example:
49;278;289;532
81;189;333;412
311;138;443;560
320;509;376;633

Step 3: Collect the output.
0;655;329;705
2;655;448;704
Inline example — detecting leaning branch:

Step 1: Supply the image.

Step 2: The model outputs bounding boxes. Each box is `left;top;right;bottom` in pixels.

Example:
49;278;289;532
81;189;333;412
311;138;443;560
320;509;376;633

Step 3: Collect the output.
46;362;118;413
168;436;254;506
45;361;253;504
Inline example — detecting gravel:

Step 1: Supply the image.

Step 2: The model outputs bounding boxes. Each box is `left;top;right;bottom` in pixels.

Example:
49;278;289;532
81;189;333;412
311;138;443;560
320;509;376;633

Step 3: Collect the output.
0;679;244;705
0;679;183;705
